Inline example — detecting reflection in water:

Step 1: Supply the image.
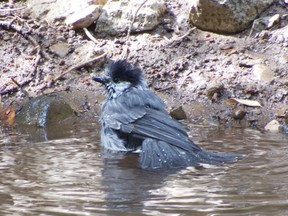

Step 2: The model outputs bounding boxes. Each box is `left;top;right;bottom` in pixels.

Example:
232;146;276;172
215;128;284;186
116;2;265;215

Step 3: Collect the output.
0;121;288;215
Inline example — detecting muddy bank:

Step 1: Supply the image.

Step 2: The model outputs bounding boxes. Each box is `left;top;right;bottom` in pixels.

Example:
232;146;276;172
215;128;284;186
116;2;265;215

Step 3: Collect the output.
0;1;287;132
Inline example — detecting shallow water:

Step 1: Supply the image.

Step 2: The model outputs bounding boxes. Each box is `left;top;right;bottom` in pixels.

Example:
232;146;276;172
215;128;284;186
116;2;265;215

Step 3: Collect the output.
0;120;288;216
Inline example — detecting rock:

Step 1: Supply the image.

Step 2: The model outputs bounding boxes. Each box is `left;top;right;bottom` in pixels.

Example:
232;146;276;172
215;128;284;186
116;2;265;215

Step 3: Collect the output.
275;107;287;118
239;58;262;68
285;113;288;125
264;120;280;132
27;0;105;24
16;94;78;128
252;64;274;83
27;0;54;20
205;82;224;99
189;0;274;34
239;58;263;68
49;42;70;57
253;14;281;32
169;106;187;120
15;93;83;141
232;107;246;120
270;25;288;43
66;41;103;66
95;0;166;35
65;4;103;29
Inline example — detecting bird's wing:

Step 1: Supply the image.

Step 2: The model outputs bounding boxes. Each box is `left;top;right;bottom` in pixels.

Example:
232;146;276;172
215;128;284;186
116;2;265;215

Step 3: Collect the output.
102;88;201;152
101;88;166;129
130;108;202;152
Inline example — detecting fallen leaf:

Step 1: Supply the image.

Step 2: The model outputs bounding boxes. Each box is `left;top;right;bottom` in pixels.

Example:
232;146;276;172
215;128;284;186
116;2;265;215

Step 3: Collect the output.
0;106;16;125
226;98;262;107
264;120;280;132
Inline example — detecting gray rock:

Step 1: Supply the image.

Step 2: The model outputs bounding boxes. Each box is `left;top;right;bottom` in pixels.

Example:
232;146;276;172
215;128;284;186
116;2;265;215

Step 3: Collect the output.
189;0;274;34
95;0;166;35
270;25;288;43
49;42;70;57
27;0;55;20
65;4;103;29
252;14;281;36
66;41;102;66
252;64;275;83
205;82;224;99
264;120;280;132
27;0;105;25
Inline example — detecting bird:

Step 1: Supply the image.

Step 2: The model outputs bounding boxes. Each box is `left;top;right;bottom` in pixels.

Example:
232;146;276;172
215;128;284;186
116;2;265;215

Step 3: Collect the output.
93;60;242;169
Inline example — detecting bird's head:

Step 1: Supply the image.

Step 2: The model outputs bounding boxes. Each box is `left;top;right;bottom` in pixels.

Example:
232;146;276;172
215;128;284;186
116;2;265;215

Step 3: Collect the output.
93;60;146;98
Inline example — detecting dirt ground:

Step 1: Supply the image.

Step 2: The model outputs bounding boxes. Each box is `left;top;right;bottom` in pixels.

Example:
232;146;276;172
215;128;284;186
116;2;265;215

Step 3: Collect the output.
0;1;287;131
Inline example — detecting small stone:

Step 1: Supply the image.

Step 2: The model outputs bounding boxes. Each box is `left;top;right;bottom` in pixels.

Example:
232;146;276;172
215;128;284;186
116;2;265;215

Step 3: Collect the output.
49;42;70;57
252;64;274;83
239;58;262;68
3;34;10;41
275;107;287;118
232;107;246;120
284;113;288;125
39;25;48;32
169;106;187;120
264;120;280;132
205;82;224;99
69;30;76;37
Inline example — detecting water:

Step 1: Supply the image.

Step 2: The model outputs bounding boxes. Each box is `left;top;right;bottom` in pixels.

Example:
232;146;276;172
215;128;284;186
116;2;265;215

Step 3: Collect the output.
0;120;288;216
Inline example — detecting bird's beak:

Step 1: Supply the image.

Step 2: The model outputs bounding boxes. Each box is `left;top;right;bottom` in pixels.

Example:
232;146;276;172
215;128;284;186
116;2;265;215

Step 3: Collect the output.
92;76;109;85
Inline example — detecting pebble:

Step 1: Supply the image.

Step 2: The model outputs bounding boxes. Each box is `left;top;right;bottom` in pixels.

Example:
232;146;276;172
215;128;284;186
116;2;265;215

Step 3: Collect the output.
264;120;280;132
252;64;275;82
49;42;70;57
205;82;224;99
169;106;187;120
232;107;246;120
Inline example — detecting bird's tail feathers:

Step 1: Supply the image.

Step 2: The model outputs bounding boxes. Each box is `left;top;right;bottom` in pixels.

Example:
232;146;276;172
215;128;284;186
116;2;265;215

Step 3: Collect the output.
139;139;199;169
196;150;243;165
139;139;243;169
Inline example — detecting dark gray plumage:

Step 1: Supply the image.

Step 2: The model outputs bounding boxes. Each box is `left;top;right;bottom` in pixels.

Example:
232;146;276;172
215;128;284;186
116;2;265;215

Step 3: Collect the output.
93;60;242;169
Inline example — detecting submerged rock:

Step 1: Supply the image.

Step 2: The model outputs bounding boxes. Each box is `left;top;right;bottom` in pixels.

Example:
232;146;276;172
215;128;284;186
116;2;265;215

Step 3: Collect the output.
15;93;81;141
16;94;78;128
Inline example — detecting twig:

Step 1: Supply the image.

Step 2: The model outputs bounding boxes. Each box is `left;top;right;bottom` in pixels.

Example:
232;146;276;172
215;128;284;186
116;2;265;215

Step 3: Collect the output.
120;0;148;59
156;85;174;92
0;20;39;46
165;27;196;46
83;27;98;43
0;20;42;96
126;0;148;40
0;6;26;12
51;52;107;84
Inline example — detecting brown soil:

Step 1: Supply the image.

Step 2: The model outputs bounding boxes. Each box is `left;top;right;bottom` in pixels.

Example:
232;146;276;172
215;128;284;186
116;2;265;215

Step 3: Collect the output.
0;1;287;130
